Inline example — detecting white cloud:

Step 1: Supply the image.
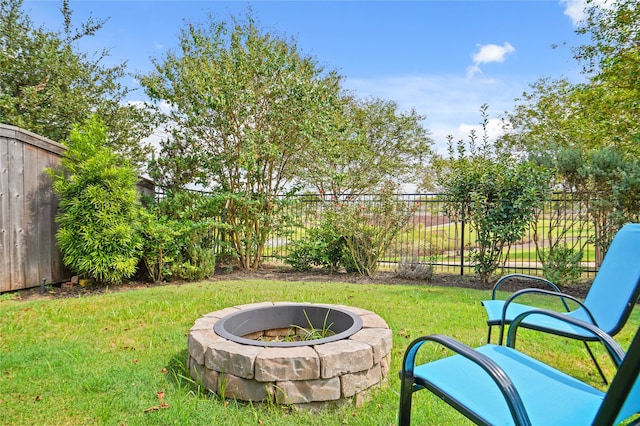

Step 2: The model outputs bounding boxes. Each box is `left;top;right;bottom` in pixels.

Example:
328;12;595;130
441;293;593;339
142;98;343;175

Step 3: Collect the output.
559;0;614;26
560;0;587;25
473;42;516;65
466;42;516;77
456;118;507;143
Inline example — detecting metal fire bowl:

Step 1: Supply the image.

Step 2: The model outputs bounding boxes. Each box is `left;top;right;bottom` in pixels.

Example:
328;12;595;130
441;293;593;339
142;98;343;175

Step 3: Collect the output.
213;304;363;348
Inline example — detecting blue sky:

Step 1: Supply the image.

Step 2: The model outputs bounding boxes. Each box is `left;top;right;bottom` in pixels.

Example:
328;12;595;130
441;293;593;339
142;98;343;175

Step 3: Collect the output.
23;0;590;153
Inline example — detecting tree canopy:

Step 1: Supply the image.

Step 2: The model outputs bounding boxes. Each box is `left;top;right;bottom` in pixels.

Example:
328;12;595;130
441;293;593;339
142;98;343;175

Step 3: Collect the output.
142;15;341;192
141;14;342;268
0;0;154;164
496;0;640;260
501;0;640;158
300;95;432;197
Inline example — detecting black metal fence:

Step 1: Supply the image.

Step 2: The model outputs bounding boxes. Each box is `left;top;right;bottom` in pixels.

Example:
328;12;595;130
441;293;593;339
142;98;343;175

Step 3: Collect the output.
262;192;599;278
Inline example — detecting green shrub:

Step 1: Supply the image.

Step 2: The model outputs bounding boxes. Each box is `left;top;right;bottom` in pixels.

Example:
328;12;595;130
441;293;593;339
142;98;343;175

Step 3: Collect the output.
140;192;220;282
170;223;217;281
285;223;347;272
138;214;178;283
441;156;550;283
541;244;583;286
48;116;142;284
284;238;320;272
327;181;416;278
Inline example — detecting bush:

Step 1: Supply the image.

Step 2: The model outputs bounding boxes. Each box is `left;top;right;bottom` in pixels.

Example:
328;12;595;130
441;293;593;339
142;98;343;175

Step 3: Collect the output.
441;155;550;284
48;116;142;284
140;192;221;282
541;244;583;286
327;181;416;278
170;222;217;281
285;223;348;272
395;258;433;281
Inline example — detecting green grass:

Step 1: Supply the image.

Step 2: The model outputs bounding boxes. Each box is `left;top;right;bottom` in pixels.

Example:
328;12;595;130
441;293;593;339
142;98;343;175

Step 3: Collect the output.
1;279;638;425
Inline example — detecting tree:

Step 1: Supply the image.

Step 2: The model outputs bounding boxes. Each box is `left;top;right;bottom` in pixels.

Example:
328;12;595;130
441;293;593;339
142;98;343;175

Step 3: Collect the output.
504;76;640;159
499;0;640;259
48;116;142;284
500;78;583;156
300;95;432;197
0;0;154;165
440;155;550;284
502;0;640;159
438;106;551;284
541;145;640;265
576;0;639;93
576;0;640;150
141;13;342;269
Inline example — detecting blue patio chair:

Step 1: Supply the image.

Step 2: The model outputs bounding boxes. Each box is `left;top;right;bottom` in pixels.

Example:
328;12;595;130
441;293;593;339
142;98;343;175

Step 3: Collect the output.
398;309;639;426
482;222;640;382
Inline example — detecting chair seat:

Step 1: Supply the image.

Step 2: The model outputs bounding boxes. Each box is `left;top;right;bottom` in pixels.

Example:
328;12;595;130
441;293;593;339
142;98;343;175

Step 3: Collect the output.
482;300;598;339
482;224;640;348
414;344;604;426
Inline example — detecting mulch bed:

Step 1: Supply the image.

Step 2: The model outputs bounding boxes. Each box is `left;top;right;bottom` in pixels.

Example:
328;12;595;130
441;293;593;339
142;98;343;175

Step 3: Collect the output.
9;264;592;302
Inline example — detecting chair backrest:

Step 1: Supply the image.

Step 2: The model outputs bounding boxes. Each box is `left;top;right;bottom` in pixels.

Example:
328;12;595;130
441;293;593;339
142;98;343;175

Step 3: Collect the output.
594;327;640;425
583;223;640;335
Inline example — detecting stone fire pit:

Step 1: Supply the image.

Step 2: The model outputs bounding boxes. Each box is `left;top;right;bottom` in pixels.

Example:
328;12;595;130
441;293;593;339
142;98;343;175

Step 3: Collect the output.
188;302;392;408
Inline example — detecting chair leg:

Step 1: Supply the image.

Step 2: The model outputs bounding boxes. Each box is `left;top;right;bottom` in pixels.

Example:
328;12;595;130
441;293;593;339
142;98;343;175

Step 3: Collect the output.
398;373;414;426
498;323;506;345
490;324;514;345
583;341;609;385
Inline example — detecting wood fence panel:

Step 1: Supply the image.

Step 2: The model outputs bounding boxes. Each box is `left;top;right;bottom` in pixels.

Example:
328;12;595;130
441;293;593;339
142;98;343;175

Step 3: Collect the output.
23;144;41;289
8;138;25;290
49;166;64;283
0;137;10;292
40;152;64;284
38;152;54;284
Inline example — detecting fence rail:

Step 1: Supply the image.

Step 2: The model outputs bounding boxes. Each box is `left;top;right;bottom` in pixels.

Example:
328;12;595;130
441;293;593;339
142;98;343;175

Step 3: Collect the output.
262;193;598;278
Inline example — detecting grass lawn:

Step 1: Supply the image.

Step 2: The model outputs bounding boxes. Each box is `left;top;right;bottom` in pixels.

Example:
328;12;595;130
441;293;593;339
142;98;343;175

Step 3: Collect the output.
1;279;638;425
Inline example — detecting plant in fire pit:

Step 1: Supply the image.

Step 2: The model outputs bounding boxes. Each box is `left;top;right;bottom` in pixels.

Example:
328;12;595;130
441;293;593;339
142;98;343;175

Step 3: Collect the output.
294;309;335;341
254;309;335;342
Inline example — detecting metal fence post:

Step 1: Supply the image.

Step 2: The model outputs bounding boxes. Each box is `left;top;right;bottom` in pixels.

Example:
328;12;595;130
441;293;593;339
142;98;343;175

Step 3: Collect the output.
460;218;465;276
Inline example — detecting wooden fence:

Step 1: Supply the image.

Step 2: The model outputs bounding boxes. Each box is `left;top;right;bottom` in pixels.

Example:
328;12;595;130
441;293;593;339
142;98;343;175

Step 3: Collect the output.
0;124;67;292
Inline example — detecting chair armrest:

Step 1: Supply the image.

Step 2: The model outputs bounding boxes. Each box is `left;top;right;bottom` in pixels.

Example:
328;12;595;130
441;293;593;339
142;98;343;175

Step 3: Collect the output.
492;274;561;300
506;309;625;367
401;334;532;426
496;288;595;345
502;288;596;323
